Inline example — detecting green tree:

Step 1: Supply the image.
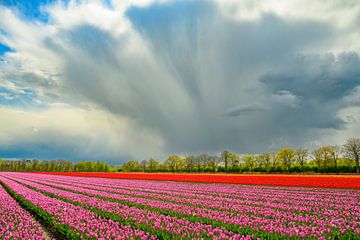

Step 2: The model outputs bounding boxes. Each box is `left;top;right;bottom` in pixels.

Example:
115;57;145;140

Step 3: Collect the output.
140;160;148;172
122;160;141;172
243;155;255;173
228;153;240;172
255;155;266;172
277;148;295;173
259;152;271;173
270;152;279;171
148;159;160;172
320;146;332;168
184;156;196;172
164;155;182;172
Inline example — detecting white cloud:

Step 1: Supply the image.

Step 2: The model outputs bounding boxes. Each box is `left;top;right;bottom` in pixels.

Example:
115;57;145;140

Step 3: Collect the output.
0;80;28;95
217;0;360;27
0;104;164;161
217;0;360;53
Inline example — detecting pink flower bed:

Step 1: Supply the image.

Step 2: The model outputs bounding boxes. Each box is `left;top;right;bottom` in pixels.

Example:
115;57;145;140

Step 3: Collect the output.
0;176;154;240
0;185;48;240
1;172;359;239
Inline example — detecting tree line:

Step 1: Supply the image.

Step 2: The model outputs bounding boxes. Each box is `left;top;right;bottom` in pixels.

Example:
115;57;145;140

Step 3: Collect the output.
0;159;115;172
1;138;359;174
120;138;360;174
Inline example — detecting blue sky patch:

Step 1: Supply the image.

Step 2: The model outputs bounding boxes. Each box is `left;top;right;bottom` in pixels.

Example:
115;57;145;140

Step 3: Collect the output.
0;87;39;107
0;42;13;56
0;0;113;22
0;0;57;22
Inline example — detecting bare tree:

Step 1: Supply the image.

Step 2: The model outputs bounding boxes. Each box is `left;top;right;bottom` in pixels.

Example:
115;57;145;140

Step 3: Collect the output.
329;145;342;174
207;155;221;173
295;148;308;174
344;138;360;174
196;153;208;172
221;151;230;172
312;148;322;173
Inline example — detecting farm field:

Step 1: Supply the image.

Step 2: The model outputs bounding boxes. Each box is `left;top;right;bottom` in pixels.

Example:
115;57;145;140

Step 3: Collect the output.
35;172;360;189
0;173;359;239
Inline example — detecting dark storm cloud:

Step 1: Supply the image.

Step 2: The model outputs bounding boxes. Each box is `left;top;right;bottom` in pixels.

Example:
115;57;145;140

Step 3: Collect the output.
106;0;341;153
262;53;360;102
225;105;266;117
58;1;346;155
66;25;119;65
126;1;334;102
261;52;360;130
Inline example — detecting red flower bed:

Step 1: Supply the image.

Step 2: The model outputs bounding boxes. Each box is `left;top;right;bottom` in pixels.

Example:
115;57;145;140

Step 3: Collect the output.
33;172;360;189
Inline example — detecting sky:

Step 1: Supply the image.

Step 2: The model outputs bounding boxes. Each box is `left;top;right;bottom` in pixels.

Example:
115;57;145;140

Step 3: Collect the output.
0;0;360;164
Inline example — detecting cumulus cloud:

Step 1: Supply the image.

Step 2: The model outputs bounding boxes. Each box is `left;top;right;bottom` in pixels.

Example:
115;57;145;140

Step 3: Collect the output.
0;0;359;162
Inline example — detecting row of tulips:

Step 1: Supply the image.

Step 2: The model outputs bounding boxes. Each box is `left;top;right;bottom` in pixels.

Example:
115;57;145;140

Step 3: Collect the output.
12;173;360;239
0;185;49;240
26;173;359;208
34;172;360;189
31;174;359;215
2;174;252;240
0;176;155;240
5;173;360;239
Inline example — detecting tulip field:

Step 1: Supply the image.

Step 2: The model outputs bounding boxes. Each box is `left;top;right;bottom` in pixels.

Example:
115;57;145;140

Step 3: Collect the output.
0;172;359;239
38;172;360;189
